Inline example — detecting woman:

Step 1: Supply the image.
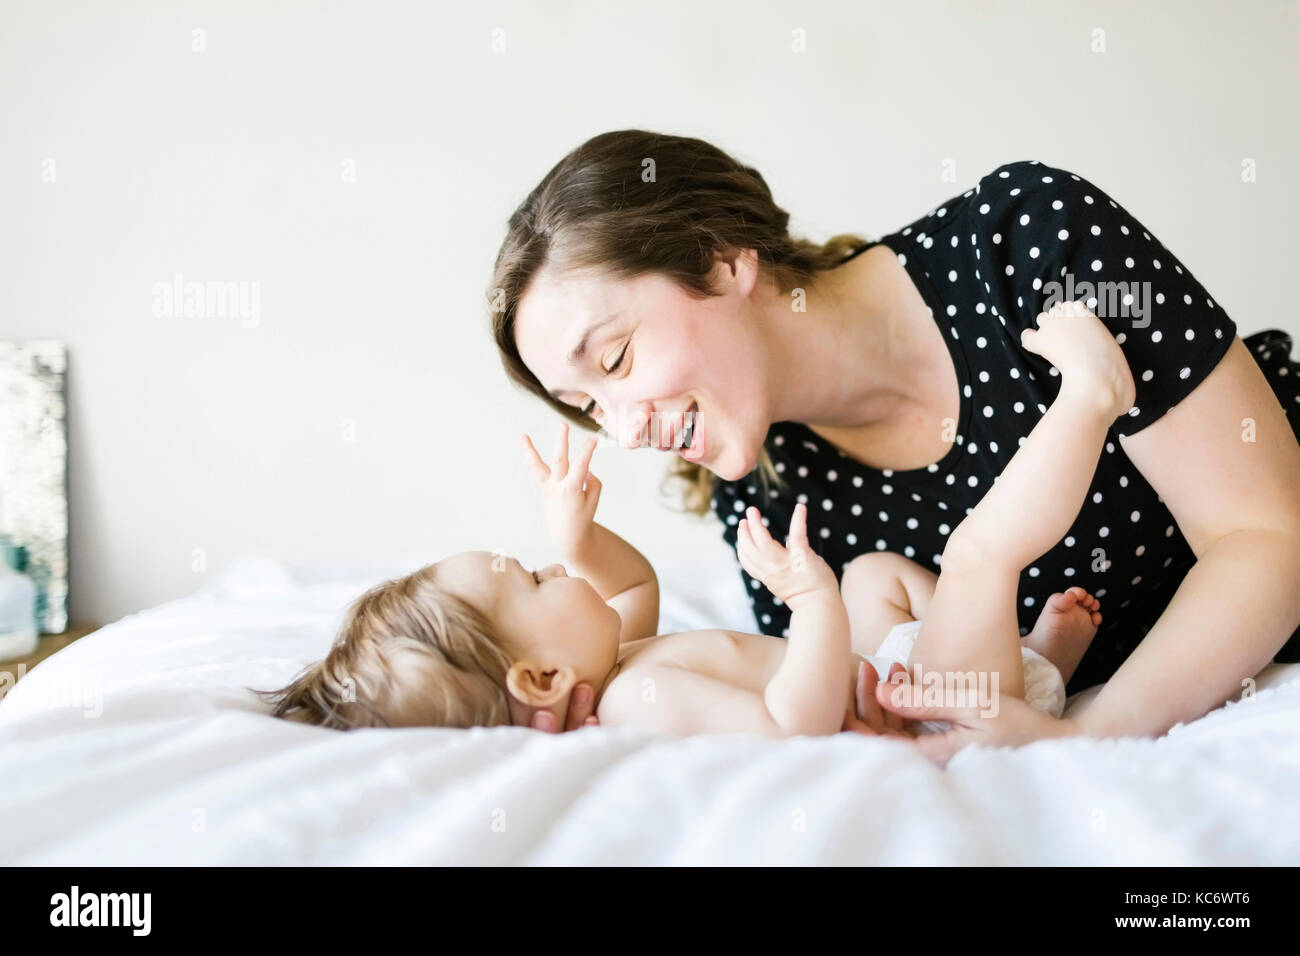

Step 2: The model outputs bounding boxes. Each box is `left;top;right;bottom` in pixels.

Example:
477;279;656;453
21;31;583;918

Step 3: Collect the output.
486;129;1300;758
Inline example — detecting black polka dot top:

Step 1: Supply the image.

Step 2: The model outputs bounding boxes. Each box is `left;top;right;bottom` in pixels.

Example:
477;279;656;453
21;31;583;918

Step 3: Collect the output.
712;160;1300;696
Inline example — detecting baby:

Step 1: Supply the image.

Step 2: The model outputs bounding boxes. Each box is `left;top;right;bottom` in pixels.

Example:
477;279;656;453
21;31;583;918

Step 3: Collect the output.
259;301;1134;738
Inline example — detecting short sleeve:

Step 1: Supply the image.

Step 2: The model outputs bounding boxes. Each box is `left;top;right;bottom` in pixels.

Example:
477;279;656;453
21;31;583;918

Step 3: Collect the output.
712;478;791;639
972;160;1237;435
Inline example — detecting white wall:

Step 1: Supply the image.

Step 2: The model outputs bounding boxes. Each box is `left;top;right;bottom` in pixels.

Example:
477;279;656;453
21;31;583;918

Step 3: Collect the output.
1;0;1296;626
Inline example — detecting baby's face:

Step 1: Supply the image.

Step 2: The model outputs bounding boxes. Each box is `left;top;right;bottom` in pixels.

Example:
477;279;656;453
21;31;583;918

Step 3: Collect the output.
436;550;622;698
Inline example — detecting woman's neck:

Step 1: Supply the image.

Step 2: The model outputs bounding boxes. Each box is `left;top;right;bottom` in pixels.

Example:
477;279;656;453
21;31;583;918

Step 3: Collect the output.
764;246;926;429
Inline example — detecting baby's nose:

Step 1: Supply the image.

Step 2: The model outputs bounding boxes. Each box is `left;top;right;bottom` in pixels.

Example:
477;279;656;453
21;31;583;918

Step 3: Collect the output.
541;563;567;577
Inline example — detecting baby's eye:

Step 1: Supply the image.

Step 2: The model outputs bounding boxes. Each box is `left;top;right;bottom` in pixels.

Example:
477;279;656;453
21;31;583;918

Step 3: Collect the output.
532;569;542;584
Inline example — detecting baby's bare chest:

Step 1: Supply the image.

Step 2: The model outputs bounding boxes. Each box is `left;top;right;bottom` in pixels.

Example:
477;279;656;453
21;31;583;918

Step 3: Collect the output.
614;629;866;703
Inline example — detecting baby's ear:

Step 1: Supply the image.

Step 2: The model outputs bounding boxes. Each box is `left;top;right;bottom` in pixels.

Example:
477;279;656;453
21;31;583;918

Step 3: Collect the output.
505;660;576;707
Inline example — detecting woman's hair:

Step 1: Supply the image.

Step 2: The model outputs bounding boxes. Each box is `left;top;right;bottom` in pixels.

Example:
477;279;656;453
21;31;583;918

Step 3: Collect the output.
486;129;871;516
251;563;517;730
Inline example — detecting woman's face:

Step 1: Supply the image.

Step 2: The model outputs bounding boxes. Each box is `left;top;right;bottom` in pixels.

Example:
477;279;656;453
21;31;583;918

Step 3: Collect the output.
513;251;773;482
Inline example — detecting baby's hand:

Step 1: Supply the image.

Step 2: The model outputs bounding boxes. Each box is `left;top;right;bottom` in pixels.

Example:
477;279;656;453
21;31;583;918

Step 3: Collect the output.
737;503;838;610
520;422;602;559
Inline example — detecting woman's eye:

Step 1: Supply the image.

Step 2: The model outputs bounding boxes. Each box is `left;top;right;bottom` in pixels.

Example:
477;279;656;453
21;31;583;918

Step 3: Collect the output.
604;342;629;374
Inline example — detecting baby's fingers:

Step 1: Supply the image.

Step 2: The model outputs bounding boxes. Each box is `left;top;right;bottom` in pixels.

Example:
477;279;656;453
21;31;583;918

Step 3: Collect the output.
786;501;809;547
568;433;599;487
520;434;551;483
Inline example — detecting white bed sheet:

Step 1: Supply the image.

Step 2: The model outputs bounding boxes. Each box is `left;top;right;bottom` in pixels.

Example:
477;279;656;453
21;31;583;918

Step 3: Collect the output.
2;552;1299;865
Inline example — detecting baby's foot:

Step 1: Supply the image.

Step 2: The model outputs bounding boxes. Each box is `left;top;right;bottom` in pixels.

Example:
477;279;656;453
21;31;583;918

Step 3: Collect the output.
1019;301;1137;420
1023;586;1101;685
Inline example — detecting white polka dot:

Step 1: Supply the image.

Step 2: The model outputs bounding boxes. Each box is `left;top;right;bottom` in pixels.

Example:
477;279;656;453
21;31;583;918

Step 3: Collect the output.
1091;225;1101;236
1090;259;1102;271
1052;199;1063;210
1179;367;1190;379
1019;213;1030;226
979;203;990;214
1152;330;1162;343
1092;492;1103;503
967;475;978;487
1005;265;1015;276
982;405;993;417
822;498;833;510
878;511;888;521
1028;567;1039;577
976;336;987;348
1099;526;1109;538
876;539;886;550
1013;401;1024;413
1141;370;1153;382
1185;329;1195;341
851;503;862;516
827;469;837;481
1058;229;1068;240
949;270;958;282
1130;510;1140;522
1064;535;1075;546
1029;246;1039;258
881;484;892;495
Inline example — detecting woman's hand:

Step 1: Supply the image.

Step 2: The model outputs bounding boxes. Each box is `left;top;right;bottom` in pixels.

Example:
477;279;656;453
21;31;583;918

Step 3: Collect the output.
520;422;602;560
873;679;1082;768
841;660;918;739
529;683;600;733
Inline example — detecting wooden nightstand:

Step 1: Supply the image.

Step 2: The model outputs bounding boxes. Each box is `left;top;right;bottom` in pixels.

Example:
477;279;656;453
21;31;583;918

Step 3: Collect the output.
0;624;101;700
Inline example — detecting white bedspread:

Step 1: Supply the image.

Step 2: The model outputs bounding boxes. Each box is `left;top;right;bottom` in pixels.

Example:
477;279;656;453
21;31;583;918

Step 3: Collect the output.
2;552;1298;865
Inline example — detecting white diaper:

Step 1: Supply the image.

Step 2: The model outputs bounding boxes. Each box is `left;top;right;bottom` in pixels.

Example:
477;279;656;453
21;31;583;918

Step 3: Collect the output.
864;618;1065;735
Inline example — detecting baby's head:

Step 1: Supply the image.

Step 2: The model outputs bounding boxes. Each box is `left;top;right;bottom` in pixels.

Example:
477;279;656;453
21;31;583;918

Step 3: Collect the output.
256;551;621;730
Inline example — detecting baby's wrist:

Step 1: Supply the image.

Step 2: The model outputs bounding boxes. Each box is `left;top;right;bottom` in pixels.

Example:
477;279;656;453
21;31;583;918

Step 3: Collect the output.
556;525;600;565
783;580;842;613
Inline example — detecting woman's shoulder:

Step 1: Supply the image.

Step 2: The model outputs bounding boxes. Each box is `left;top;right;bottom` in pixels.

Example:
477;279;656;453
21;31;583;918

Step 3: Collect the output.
965;159;1239;436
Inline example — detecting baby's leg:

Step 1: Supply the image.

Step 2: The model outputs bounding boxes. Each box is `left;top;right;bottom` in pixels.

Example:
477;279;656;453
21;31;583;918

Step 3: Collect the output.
840;551;937;656
909;303;1137;697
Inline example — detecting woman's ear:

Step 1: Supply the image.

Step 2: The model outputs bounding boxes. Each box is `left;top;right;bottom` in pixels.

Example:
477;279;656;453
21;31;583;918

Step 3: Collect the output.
505;660;576;707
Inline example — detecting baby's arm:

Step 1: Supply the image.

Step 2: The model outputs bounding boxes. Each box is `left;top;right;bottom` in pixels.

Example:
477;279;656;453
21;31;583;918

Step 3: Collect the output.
738;502;851;735
522;424;659;644
565;522;659;644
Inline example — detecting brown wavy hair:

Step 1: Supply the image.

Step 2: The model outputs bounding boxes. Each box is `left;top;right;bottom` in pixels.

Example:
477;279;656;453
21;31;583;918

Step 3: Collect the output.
486;129;871;515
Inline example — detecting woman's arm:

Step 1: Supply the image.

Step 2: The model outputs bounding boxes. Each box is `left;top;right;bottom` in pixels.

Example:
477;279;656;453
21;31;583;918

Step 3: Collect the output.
1070;337;1300;737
